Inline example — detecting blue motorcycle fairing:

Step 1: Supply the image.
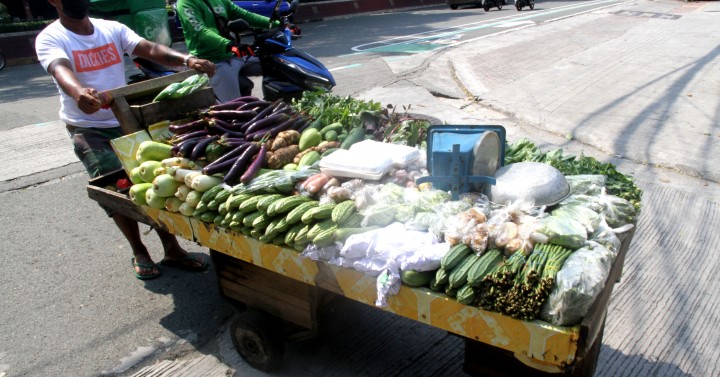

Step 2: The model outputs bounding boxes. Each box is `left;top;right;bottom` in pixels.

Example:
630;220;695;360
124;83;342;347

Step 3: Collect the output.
271;49;335;86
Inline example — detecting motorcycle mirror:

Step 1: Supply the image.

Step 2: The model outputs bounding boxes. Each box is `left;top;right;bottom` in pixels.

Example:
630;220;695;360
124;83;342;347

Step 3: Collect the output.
227;19;250;33
289;0;299;12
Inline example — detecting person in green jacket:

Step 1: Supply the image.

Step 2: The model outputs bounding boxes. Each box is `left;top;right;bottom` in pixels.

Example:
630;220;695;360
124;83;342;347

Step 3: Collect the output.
175;0;275;102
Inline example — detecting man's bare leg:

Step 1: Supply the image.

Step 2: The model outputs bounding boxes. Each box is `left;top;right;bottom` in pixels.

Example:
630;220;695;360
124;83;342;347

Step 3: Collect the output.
112;213;160;278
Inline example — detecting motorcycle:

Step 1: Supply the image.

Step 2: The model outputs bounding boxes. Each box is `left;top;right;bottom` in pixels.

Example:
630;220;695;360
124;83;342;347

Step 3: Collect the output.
127;57;182;84
226;0;335;102
483;0;504;12
515;0;535;11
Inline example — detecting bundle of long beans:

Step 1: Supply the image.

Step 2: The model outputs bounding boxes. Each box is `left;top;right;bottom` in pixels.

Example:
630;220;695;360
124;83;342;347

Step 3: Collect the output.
503;244;550;318
504;243;572;320
477;250;528;313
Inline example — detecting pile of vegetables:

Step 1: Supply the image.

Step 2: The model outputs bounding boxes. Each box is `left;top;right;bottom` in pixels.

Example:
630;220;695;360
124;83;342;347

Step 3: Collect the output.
121;88;643;326
292;91;435;148
165;95;312;185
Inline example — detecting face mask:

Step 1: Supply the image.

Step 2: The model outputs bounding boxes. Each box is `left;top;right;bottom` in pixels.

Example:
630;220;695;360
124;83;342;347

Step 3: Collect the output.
61;0;90;20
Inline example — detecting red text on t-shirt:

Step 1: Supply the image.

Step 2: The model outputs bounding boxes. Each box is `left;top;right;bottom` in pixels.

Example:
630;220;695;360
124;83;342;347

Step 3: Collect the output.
73;43;121;72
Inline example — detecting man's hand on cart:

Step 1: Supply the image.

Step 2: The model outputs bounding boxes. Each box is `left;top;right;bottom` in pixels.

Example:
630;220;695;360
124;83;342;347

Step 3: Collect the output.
75;87;102;114
185;56;216;77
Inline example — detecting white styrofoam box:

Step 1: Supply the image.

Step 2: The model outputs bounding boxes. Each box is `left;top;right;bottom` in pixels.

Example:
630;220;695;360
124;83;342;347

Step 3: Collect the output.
349;140;420;168
319;149;393;180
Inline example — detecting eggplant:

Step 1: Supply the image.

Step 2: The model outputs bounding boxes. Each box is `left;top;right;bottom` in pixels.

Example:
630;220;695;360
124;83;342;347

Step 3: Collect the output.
168;119;208;135
223;143;261;185
205;109;258;122
243;112;290;135
176;137;203;158
291;116;310;132
229;95;260;103
211;118;243;131
242;100;281;129
250;116;295;141
240;142;268;184
209;101;245;111
218;137;248;147
190;135;219;161
238;100;271;111
202;143;252;175
208;120;246;138
171;129;209;144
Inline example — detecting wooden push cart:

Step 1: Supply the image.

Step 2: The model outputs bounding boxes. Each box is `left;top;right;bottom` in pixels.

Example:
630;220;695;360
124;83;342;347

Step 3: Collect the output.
87;73;636;376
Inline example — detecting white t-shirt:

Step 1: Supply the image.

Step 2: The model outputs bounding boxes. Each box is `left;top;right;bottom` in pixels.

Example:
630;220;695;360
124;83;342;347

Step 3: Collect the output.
36;18;144;128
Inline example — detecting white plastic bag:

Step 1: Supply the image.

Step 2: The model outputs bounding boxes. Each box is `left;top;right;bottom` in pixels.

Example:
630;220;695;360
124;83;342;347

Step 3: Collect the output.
399;242;450;272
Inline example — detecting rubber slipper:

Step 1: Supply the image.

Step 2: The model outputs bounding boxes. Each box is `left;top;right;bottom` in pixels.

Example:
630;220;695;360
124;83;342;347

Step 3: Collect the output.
159;254;208;272
131;257;161;280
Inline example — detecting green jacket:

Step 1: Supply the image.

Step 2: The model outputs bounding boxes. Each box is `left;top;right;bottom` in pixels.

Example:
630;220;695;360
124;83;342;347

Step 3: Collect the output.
176;0;273;63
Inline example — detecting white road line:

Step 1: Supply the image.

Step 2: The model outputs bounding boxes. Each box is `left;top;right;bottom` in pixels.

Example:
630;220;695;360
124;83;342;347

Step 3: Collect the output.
329;63;362;72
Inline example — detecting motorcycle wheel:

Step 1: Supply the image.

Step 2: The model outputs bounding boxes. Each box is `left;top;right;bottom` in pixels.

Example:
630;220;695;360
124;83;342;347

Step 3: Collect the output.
516;2;522;10
529;0;535;9
484;3;491;11
497;3;503;10
450;4;458;9
0;51;5;71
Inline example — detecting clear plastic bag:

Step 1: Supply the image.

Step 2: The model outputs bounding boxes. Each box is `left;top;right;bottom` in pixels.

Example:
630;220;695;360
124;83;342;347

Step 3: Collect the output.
565;175;606;196
559;194;603;212
534;215;588;250
230;168;318;194
597;188;637;228
485;201;542;255
540;242;615;326
551;204;601;233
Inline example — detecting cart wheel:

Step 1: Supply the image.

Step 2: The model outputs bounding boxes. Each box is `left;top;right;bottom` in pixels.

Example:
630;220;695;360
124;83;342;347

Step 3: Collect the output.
529;0;534;9
450;4;459;9
230;310;285;372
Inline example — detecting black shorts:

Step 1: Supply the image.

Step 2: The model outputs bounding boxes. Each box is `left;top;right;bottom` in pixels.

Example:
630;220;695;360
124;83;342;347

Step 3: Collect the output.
67;125;124;217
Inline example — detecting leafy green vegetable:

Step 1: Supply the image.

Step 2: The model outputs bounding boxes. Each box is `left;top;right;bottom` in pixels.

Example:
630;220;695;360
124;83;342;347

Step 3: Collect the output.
292;91;383;131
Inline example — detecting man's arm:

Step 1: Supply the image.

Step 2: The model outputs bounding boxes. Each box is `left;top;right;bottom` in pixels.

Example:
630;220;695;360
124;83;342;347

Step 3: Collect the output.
131;40;216;76
226;0;274;29
176;0;233;54
47;58;102;114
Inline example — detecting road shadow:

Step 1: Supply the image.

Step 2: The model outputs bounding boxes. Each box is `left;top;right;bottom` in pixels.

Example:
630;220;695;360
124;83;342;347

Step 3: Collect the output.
596;345;694;377
139;252;236;354
0;64;58;103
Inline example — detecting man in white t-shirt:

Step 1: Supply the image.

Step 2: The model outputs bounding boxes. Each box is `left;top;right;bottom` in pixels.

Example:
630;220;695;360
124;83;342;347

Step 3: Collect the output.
36;0;216;280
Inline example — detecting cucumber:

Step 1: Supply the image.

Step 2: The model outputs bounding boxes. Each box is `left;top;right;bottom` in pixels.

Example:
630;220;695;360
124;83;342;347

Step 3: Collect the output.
441;244;472;270
401;269;435;287
339;127;365;149
319;122;344;135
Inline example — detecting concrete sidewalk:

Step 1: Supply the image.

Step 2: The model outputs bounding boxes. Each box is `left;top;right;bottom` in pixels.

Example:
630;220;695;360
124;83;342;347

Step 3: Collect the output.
448;0;720;185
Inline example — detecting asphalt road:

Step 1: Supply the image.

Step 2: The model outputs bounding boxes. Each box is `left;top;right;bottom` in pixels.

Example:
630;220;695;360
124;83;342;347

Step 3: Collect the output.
1;0;718;376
